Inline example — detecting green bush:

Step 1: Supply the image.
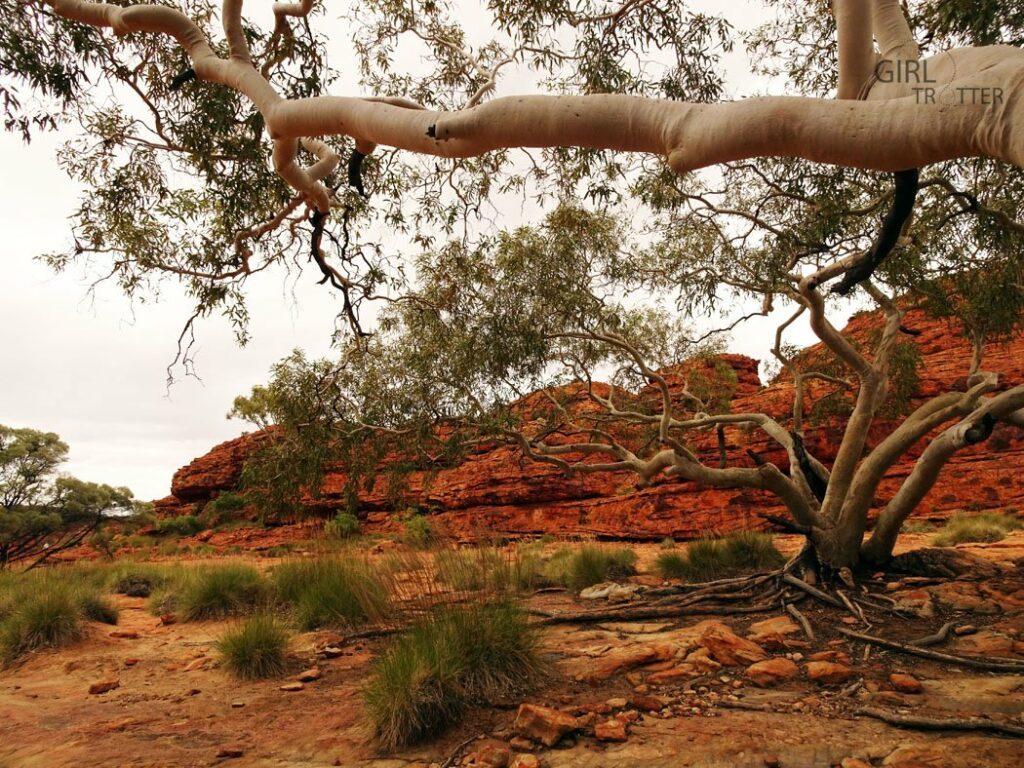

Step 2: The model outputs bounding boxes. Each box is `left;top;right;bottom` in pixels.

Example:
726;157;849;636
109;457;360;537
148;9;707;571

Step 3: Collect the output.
325;511;361;539
272;557;389;630
932;512;1023;546
217;614;289;679
155;515;205;537
202;493;248;527
364;601;542;749
401;513;438;549
660;537;677;549
108;563;172;598
177;565;267;620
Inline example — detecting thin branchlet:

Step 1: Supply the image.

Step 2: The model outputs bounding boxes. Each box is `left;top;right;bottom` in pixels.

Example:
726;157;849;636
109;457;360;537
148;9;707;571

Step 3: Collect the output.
831;169;920;296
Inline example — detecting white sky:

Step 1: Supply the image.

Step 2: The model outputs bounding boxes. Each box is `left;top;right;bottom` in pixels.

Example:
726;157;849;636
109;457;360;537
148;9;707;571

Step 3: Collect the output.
0;0;823;500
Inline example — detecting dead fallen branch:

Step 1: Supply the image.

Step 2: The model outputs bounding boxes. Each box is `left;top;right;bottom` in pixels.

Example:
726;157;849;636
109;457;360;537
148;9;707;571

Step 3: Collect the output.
718;700;774;713
856;707;1024;738
531;593;782;625
837;627;1024;672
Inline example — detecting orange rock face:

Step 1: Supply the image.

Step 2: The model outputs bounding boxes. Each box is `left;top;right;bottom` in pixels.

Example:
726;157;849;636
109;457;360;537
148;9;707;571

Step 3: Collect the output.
157;307;1024;540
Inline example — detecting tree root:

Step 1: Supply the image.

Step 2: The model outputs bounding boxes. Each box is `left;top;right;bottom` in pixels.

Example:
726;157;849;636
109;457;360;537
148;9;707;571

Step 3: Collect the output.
837;627;1024;672
532;594;782;625
784;602;814;640
909;621;954;647
781;572;844;608
856;707;1024;738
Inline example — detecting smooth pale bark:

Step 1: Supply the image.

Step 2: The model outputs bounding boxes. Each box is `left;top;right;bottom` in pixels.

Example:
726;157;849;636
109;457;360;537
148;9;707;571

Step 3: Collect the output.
834;0;876;99
43;0;1024;199
861;385;1024;563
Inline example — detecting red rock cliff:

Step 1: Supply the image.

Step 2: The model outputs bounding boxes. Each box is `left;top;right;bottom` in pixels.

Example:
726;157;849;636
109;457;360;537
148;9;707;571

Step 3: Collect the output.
155;308;1024;540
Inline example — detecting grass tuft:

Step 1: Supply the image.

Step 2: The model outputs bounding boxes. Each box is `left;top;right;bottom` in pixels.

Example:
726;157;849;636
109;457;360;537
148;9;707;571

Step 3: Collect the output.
657;532;785;582
653;550;688;579
540;545;637;591
176;564;267;621
1;588;83;664
932;511;1022;546
217;614;289;679
272;557;389;630
364;601;542;749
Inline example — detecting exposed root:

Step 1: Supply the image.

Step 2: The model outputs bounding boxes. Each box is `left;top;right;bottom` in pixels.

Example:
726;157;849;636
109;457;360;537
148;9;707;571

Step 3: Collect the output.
784;602;814;641
781;572;844;608
837;627;1024;672
856;707;1024;738
909;621;954;648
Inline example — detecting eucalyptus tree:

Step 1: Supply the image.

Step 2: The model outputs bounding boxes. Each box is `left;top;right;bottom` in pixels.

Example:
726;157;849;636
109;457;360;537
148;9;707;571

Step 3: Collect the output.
4;0;1024;568
0;425;136;568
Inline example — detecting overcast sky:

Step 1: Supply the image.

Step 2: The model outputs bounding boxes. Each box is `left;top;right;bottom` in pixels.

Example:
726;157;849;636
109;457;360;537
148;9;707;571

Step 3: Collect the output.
0;0;821;501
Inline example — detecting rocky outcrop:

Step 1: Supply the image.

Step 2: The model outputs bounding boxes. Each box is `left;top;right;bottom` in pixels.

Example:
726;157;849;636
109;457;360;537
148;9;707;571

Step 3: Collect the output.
157;307;1024;539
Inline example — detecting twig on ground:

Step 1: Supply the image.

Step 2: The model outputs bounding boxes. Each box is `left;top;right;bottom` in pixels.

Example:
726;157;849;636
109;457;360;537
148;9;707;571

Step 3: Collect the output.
856;707;1024;738
718;700;774;712
784;602;814;641
440;733;483;768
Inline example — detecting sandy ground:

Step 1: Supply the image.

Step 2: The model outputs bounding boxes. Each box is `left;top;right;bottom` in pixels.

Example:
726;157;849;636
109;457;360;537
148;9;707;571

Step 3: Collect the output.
1;534;1023;767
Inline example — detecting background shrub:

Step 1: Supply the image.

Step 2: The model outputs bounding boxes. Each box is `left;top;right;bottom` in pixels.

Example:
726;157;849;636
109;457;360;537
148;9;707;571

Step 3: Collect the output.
325;511;361;540
155;515;205;537
657;532;784;582
932;511;1022;546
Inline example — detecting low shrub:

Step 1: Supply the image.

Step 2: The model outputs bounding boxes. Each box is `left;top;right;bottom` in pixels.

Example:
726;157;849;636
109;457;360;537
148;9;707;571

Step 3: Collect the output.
325;511;361;540
201;492;248;527
217;614;289;679
932;512;1022;547
401;513;438;549
155;515;205;537
272;557;389;630
364;601;542;749
720;531;786;570
176;565;268;620
435;546;545;595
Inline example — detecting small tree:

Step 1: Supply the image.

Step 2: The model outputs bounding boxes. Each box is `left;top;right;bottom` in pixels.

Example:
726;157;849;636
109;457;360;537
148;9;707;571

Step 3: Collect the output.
0;425;135;568
4;2;1024;570
233;203;1024;572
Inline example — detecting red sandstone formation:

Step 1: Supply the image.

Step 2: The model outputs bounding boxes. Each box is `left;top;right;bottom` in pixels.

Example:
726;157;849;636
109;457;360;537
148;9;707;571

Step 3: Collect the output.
155;308;1024;540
